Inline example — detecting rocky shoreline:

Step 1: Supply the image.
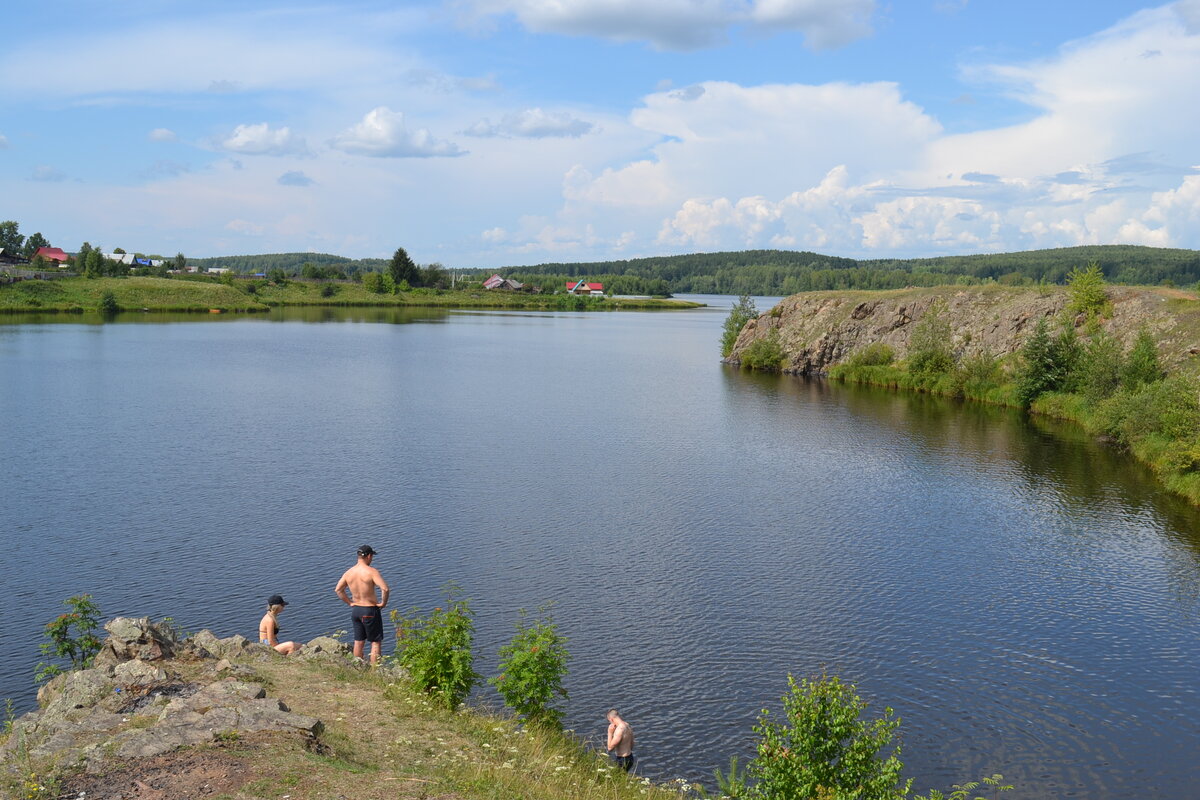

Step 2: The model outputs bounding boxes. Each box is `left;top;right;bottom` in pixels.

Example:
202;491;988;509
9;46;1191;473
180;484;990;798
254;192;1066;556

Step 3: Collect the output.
2;617;367;795
725;285;1200;376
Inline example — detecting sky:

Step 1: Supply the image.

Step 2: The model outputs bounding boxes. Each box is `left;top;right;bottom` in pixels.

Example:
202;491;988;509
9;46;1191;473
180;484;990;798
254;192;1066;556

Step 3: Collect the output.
2;0;1200;267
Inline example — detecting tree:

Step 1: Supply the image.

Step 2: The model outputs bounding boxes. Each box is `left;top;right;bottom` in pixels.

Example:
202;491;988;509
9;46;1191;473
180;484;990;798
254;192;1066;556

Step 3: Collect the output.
748;674;911;800
389;247;420;289
722;295;758;357
1123;329;1164;390
1016;316;1058;408
174;252;187;273
490;606;571;729
907;300;955;375
1066;261;1110;319
35;595;103;683
22;231;50;259
1079;330;1125;402
0;220;24;254
421;262;448;290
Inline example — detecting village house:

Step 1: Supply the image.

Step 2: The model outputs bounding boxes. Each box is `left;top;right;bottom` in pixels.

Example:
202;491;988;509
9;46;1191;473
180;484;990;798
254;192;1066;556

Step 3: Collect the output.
34;246;70;264
565;280;604;296
483;274;524;290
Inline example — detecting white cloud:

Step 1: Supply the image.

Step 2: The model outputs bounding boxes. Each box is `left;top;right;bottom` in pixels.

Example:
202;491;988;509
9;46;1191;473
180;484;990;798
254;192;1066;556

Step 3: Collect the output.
523;5;1200;259
0;133;9;148
331;107;464;158
221;123;308;156
148;128;177;142
226;219;265;236
278;170;315;187
31;166;66;182
466;108;594;138
460;0;875;50
0;11;422;98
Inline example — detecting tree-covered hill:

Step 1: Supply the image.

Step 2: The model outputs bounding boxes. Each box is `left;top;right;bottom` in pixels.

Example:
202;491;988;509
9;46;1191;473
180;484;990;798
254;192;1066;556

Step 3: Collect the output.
188;252;388;274
497;245;1200;296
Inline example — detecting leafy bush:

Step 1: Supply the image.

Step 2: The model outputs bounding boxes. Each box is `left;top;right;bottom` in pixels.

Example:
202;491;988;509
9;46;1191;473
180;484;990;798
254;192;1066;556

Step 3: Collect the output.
490;606;571;729
362;272;385;294
1078;330;1125;402
390;584;479;709
1016;317;1060;408
1123;328;1163;390
35;595;102;683
741;331;786;371
97;290;119;315
320;283;337;298
1097;374;1200;445
1066;261;1110;319
847;342;895;368
915;774;1013;800
907;301;954;376
748;674;911;800
722;295;758;357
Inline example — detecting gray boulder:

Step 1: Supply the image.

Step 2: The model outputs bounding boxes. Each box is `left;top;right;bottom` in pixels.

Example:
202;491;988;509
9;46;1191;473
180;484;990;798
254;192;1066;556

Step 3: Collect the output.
113;659;167;687
95;617;178;664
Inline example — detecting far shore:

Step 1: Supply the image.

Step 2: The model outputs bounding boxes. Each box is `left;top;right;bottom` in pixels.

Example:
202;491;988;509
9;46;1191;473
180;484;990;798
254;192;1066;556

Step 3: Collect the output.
0;275;706;314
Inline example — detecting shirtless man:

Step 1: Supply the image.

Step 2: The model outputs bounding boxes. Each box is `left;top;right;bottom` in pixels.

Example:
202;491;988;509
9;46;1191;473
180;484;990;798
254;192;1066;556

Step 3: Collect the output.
606;708;635;772
334;545;390;665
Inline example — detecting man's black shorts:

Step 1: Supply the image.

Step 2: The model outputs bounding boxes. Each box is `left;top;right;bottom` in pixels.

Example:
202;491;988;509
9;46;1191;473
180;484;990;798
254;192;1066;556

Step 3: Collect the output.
351;606;384;643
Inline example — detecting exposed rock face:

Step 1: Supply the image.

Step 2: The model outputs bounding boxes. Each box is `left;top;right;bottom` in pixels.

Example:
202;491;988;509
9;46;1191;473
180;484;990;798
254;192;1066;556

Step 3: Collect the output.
726;286;1200;376
2;619;329;781
94;616;179;665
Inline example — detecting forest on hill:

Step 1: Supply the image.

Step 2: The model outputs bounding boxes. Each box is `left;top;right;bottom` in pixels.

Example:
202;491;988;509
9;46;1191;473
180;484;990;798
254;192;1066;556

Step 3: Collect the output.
497;245;1200;296
182;245;1200;296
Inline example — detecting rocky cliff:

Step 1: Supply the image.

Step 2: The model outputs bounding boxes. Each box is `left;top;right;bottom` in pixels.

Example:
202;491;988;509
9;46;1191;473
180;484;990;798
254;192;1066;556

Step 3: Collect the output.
726;285;1200;376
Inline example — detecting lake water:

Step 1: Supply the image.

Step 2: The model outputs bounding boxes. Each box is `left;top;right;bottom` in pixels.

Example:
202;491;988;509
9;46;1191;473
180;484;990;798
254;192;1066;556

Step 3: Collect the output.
2;297;1199;798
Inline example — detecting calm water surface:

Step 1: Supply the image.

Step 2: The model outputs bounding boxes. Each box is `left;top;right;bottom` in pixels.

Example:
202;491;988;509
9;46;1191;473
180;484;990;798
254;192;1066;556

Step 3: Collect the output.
2;297;1199;798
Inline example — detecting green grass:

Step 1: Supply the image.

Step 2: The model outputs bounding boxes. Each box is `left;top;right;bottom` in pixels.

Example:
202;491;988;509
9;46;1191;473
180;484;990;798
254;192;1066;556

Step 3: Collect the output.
0;277;704;313
0;277;266;313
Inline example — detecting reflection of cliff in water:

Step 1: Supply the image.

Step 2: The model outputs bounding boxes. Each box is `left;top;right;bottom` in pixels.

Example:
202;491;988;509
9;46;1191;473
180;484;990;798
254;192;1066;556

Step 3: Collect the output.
724;367;1200;594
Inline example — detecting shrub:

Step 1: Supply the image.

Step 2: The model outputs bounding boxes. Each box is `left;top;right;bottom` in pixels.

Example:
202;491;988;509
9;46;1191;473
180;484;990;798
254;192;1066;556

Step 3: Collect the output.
1122;328;1164;390
847;342;895;368
907;301;954;376
915;774;1014;800
390;584;479;709
490;606;571;729
1097;374;1200;445
741;331;786;371
748;674;911;800
35;595;102;683
362;272;385;294
1074;330;1125;402
320;283;336;298
267;268;287;285
97;290;119;315
1016;317;1059;408
721;295;758;357
1066;261;1110;319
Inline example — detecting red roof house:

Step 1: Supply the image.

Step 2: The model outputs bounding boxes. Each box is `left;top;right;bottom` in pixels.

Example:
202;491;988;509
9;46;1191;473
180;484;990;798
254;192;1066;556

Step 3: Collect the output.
566;280;604;295
34;247;69;263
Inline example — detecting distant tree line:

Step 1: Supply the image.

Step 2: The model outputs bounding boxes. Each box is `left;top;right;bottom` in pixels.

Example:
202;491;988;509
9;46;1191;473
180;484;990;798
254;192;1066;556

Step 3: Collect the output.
498;245;1200;295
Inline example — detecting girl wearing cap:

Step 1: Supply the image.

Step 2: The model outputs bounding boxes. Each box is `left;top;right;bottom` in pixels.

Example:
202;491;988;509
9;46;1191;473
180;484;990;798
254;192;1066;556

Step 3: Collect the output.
259;595;299;655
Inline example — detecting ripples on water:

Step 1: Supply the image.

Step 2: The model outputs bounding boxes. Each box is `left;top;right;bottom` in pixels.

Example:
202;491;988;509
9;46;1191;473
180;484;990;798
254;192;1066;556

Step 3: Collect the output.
2;299;1199;799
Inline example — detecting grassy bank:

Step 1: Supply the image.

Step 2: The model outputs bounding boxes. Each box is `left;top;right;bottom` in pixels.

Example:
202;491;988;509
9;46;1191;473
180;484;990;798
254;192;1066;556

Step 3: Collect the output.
828;345;1200;506
0;276;703;314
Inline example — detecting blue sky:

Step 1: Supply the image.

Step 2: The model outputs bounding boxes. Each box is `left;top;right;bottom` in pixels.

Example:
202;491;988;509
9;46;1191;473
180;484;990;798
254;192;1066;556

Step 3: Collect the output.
2;0;1199;267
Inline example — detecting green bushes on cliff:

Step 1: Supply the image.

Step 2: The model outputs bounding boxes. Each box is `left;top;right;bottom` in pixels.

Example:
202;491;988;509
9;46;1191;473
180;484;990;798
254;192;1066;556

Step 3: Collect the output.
741;331;787;371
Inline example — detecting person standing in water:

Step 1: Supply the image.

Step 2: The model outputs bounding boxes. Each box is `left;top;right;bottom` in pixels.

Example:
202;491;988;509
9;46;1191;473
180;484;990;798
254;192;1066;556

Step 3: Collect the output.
606;708;635;772
334;545;390;666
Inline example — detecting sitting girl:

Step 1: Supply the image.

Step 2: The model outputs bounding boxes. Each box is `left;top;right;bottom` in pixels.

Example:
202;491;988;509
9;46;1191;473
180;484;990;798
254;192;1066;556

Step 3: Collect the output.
259;594;300;655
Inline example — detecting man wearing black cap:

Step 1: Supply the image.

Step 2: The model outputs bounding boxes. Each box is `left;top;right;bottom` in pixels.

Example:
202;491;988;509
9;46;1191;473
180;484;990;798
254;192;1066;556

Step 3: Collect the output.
334;545;390;665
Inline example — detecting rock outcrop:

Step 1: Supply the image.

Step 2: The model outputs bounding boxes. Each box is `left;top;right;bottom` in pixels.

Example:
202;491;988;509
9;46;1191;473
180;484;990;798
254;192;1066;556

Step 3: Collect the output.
726;285;1200;376
1;618;341;781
